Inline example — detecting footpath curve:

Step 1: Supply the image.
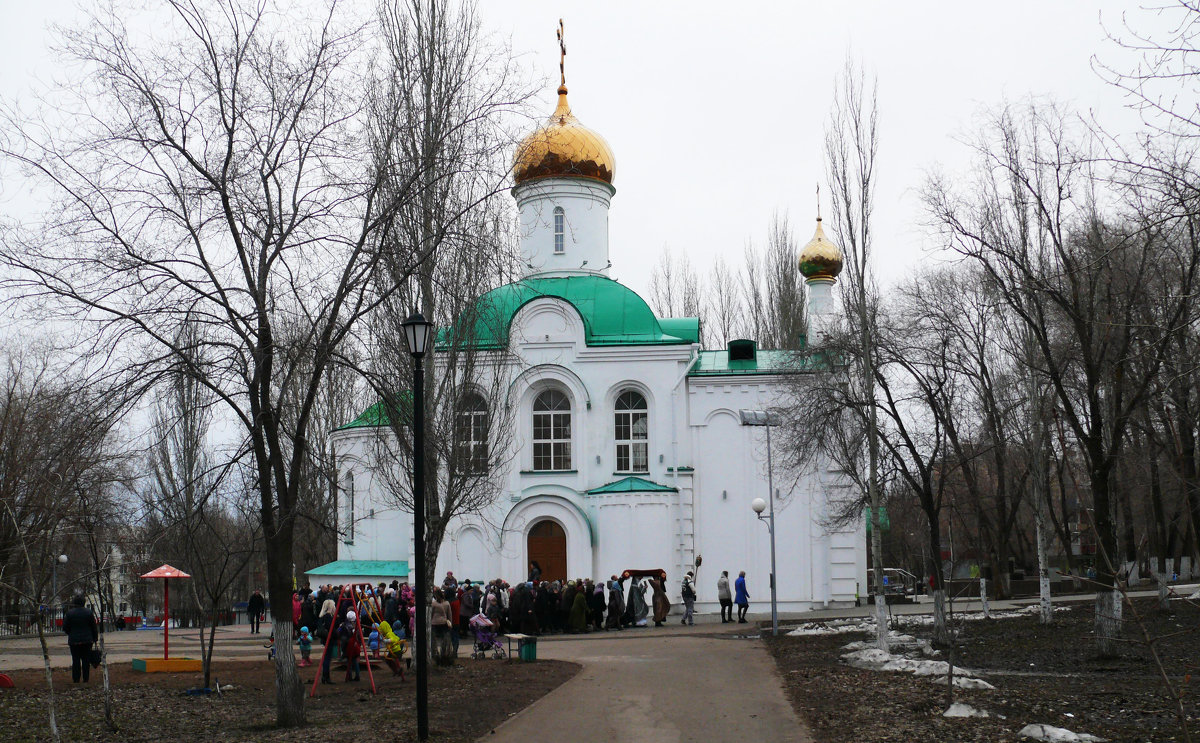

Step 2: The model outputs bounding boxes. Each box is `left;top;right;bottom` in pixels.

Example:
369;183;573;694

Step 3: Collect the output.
481;629;811;743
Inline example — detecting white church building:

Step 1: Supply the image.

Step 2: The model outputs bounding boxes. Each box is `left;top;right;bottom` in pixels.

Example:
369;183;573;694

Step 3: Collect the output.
308;74;866;613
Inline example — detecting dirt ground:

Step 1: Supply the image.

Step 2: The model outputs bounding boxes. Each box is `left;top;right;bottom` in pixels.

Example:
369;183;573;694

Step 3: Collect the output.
766;598;1199;743
0;655;578;742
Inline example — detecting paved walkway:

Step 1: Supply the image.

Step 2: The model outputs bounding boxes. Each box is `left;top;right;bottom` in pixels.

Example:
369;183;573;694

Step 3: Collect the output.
481;628;810;743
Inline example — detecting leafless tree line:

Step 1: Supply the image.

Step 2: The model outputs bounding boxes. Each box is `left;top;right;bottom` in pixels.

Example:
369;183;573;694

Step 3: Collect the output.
648;212;808;350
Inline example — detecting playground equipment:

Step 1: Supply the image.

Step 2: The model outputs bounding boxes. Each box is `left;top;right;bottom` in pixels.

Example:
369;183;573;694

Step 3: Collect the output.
133;564;201;672
309;582;408;697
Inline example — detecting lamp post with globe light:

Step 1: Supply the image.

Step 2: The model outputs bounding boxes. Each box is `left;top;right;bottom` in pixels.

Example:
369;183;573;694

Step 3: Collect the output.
741;408;779;636
751;498;778;636
52;553;68;607
402;311;433;743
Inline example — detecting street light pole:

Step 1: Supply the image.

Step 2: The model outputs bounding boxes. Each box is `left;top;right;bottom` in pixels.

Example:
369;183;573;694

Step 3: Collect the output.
742;410;779;636
52;553;68;607
402;312;433;743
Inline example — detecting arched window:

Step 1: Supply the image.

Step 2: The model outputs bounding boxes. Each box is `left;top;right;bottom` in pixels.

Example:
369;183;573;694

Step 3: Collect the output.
454;393;489;475
615;390;649;472
553;206;565;254
533;389;571;470
342;471;355;544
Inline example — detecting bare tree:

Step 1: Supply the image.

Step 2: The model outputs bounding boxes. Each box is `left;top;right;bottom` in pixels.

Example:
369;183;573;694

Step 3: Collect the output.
0;1;435;725
357;0;531;640
648;247;704;322
825;57;888;650
706;257;743;348
144;323;258;691
923;101;1200;653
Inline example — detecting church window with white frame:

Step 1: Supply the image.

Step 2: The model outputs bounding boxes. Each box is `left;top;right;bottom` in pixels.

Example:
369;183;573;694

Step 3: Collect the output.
533;389;571;470
615;390;649;473
553;206;565;254
454;393;489;475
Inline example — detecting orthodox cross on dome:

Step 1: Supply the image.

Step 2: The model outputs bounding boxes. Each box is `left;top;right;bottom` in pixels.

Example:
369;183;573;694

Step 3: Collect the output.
557;19;567;90
816;183;822;221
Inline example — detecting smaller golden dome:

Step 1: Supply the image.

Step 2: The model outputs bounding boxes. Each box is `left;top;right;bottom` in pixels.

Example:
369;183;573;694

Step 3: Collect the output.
799;217;843;281
513;86;615;186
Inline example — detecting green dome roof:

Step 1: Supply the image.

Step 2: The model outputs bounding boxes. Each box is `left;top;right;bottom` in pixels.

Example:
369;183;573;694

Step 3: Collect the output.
442;275;698;349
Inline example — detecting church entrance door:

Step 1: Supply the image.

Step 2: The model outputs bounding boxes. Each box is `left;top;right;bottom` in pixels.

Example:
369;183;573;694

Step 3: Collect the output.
527;520;567;583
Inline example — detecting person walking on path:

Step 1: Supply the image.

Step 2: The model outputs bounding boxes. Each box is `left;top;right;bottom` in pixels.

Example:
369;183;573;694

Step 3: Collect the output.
680;571;697;626
734;571;750;623
649;575;671;627
247;589;265;634
62;595;97;683
717;571;733;623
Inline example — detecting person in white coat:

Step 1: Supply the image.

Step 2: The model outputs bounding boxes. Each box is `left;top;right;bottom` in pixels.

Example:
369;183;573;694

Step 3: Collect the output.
716;571;733;623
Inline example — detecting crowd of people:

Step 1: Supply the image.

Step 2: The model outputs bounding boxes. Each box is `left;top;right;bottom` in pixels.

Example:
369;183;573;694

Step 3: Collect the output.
241;564;756;676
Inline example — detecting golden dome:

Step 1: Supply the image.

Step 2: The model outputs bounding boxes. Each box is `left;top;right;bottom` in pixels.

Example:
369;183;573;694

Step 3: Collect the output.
799;217;843;281
513;85;615;186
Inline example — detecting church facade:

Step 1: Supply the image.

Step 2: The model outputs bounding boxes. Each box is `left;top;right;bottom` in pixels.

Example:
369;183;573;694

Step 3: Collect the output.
308;76;866;613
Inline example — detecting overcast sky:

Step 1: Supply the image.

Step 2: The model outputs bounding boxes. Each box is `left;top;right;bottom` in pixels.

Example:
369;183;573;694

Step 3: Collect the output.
0;1;1167;302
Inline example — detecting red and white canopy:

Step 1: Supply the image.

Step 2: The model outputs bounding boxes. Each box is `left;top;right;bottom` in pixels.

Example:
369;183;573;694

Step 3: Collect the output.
140;564;191;579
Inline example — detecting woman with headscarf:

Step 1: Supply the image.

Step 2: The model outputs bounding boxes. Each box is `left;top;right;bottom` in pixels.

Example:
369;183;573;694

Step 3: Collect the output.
568;582;589;632
589;582;606;630
649;575;671;627
605;579;624;630
534;581;554;633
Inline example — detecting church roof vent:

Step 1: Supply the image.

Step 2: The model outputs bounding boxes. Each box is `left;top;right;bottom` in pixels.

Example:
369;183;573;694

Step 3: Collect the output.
727;338;757;362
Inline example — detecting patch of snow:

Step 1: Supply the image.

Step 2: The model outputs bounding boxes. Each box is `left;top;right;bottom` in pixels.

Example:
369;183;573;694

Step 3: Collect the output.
841;647;893;665
1188;588;1200;600
1017;723;1107;742
944;702;990;718
786;619;876;637
953;676;996;690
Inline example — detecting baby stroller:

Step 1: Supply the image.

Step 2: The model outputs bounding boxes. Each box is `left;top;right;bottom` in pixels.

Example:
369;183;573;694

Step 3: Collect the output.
470;613;506;660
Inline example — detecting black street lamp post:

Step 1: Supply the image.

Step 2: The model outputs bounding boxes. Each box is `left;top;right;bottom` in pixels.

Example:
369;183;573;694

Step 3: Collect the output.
402;311;433;742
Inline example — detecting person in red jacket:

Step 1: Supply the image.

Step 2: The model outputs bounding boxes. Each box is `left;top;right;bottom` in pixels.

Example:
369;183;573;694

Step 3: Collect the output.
343;611;362;682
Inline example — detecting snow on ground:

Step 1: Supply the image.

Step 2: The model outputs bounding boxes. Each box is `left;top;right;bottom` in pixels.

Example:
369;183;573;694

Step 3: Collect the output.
893;605;1064;627
786;619;875;637
944;702;993;718
840;646;994;689
1017;723;1107;742
1189;588;1200;600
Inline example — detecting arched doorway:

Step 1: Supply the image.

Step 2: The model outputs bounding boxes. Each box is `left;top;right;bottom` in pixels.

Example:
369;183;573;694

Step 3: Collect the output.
527;520;567;583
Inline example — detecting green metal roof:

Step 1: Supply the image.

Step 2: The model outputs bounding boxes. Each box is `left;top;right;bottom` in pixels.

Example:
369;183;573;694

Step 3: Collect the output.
689;349;800;376
586;476;678;494
335;393;411;431
305;559;410;577
445;275;698;349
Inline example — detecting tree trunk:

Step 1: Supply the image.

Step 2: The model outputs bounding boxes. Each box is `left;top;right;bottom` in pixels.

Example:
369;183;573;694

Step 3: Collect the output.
932;589;949;647
35;619;61;743
1035;510;1053;623
272;616;304;724
1094;589;1123;657
979;578;991;619
1091;462;1122;652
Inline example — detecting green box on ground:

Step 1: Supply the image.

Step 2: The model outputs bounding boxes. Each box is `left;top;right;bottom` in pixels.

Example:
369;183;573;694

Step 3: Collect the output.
518;637;537;661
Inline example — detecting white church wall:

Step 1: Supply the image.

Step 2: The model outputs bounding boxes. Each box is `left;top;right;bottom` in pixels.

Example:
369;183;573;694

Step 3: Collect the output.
514;177;614;277
332;432;413;565
687;376;860;611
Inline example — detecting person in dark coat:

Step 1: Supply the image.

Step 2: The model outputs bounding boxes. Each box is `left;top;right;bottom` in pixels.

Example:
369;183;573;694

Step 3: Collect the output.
299;594;317;637
62;595;98;683
247;590;265;634
605;579;624;630
588;582;606;631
